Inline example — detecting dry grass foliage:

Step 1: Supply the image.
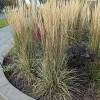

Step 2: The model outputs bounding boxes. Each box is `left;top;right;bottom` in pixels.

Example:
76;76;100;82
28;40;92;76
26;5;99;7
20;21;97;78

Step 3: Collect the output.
89;3;100;55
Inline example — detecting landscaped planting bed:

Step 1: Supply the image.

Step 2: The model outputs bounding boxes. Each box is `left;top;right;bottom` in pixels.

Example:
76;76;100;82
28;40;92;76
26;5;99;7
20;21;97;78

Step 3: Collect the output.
2;0;100;100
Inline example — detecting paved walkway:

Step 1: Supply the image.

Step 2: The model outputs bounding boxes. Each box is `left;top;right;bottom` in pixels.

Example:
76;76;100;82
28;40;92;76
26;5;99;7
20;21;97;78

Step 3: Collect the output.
0;14;6;20
0;26;13;100
0;26;13;60
0;26;34;100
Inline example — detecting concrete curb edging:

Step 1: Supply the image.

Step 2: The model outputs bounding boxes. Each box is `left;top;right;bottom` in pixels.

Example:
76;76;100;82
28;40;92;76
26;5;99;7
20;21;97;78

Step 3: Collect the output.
0;45;35;100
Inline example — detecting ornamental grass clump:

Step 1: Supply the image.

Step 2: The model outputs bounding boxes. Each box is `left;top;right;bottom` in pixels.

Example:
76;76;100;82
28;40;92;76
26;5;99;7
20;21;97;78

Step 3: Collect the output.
33;0;87;99
6;6;42;83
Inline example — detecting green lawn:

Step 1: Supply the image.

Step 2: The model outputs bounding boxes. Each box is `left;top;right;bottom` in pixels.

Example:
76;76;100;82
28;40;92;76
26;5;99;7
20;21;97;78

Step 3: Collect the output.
0;19;8;28
0;12;4;14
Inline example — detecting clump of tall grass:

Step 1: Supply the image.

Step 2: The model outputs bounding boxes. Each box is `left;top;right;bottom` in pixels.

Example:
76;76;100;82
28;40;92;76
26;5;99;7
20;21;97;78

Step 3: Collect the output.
33;0;89;99
6;6;42;83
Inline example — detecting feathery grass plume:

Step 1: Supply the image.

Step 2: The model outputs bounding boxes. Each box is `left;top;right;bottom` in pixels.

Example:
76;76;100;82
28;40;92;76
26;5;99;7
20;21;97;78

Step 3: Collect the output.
55;0;90;45
6;6;41;83
33;0;85;99
89;3;100;55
